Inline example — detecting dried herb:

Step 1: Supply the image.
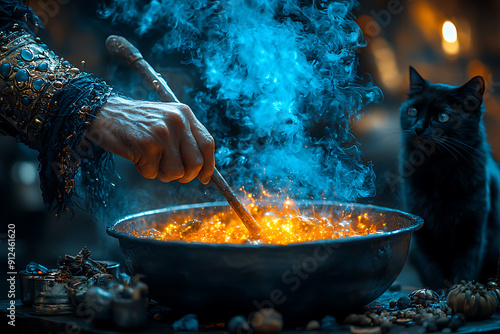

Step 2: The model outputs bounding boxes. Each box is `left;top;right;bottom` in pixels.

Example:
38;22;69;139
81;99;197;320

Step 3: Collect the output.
53;246;108;282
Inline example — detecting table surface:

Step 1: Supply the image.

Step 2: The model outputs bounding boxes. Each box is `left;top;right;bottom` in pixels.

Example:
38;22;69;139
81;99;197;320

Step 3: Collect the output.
1;289;500;334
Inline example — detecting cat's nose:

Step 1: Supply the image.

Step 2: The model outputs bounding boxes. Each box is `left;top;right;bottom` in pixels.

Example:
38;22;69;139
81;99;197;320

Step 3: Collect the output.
415;127;425;135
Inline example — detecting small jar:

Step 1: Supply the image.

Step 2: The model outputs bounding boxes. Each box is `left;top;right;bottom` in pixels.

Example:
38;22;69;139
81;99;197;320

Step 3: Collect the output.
18;269;57;306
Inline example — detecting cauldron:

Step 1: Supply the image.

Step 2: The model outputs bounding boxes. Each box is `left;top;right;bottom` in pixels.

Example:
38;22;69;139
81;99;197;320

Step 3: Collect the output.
107;201;423;321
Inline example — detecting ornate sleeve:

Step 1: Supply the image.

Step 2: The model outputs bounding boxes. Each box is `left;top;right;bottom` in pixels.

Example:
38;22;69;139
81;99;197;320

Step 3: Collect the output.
0;8;115;214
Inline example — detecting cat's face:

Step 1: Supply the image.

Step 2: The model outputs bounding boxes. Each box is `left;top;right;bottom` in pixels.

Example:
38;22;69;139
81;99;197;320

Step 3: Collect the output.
400;67;485;150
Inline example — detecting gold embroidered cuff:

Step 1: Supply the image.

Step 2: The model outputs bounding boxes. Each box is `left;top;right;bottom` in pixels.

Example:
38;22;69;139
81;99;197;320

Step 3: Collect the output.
0;27;83;149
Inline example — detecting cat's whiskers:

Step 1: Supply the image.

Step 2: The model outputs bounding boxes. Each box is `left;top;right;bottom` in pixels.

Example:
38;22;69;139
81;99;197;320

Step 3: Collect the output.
427;135;471;163
395;126;478;164
423;134;458;159
436;137;478;162
445;137;481;154
430;137;460;160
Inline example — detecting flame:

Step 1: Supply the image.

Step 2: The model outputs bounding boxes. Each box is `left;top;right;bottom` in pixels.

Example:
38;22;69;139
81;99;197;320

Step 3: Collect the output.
442;21;457;43
442;21;459;56
131;198;382;245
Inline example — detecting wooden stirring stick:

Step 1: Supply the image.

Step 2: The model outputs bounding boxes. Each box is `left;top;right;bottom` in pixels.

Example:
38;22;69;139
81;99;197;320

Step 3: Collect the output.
105;35;262;239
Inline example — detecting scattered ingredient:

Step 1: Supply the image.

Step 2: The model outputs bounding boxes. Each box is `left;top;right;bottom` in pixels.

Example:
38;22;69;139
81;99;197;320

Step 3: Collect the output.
250;309;283;334
409;288;440;306
343;287;471;333
448;313;466;331
228;315;251;334
173;314;199;331
350;326;382;334
435;316;450;330
344;314;372;326
423;319;437;332
305;320;320;331
320;315;338;331
396;296;411;310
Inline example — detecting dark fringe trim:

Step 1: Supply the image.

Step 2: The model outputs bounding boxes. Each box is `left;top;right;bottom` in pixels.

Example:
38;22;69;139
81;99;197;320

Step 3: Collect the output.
38;74;114;215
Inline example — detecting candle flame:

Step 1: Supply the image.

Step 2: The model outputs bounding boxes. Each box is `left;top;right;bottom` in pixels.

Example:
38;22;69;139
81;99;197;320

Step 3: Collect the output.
442;21;457;43
442;21;459;56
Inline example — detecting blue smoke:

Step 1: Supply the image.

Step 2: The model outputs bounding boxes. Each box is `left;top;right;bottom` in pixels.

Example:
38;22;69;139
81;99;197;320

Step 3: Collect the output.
100;0;382;202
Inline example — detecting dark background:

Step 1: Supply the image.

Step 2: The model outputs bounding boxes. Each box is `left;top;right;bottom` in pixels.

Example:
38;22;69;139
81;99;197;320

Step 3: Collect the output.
1;0;500;294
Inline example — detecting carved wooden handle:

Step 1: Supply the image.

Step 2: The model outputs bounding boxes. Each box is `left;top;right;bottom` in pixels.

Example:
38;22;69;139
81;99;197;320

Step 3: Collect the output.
105;35;143;67
105;35;178;103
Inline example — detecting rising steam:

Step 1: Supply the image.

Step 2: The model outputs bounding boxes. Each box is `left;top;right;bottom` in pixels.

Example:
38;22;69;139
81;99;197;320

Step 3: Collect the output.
100;0;382;202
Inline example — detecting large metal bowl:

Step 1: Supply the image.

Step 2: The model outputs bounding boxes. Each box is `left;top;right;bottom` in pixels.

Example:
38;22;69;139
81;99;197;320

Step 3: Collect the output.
107;201;423;321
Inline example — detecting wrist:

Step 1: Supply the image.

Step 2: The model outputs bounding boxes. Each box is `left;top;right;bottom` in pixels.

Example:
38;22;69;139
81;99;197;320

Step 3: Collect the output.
86;95;121;138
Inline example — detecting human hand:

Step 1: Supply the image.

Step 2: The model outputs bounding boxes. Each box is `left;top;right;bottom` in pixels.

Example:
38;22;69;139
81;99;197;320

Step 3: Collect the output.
86;96;215;184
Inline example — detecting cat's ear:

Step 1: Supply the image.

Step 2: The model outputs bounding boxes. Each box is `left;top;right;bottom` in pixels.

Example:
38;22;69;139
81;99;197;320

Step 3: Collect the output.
457;76;485;111
459;76;485;99
409;66;426;94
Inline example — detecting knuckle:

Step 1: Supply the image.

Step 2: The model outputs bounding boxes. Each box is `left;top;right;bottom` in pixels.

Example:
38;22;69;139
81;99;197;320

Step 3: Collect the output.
140;143;161;158
168;111;186;128
178;103;192;115
201;135;215;151
152;123;169;139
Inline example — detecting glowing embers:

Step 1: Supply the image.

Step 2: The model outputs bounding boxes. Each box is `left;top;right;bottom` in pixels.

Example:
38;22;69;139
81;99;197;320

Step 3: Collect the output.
131;202;383;245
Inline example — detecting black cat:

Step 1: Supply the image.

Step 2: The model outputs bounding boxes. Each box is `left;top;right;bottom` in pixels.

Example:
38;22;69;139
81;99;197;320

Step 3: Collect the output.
400;66;500;289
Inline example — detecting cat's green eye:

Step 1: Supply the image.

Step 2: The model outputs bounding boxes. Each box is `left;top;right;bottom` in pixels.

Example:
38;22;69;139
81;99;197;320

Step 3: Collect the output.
407;107;418;116
438;112;450;123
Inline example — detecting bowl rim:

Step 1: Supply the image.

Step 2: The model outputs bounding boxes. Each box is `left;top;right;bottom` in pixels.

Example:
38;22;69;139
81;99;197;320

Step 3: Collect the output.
106;200;423;249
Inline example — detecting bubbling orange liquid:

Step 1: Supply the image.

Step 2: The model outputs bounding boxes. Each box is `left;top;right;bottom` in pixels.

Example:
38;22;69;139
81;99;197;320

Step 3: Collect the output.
132;202;383;245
